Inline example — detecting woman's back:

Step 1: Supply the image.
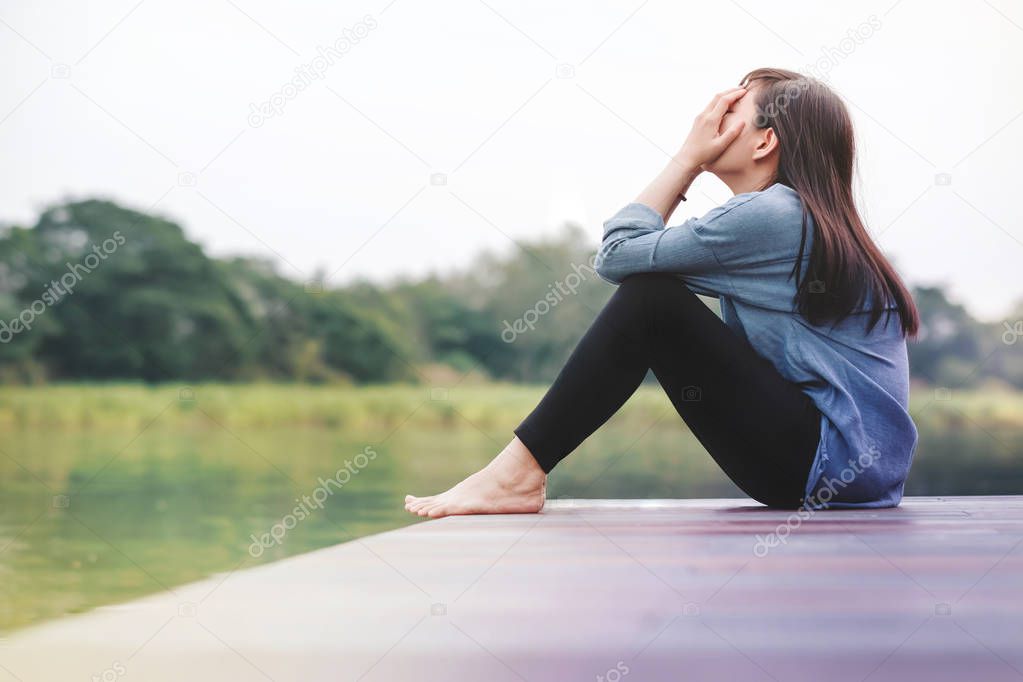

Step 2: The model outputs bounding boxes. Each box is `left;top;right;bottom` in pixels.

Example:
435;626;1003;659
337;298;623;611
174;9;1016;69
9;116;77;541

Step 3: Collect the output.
597;183;917;508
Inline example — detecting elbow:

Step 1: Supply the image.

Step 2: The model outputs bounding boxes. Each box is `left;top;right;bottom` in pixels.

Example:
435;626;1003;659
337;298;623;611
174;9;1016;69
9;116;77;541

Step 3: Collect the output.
594;246;624;285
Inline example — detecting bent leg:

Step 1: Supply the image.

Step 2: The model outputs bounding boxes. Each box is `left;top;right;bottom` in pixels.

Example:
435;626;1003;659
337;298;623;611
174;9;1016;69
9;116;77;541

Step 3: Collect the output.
515;273;820;507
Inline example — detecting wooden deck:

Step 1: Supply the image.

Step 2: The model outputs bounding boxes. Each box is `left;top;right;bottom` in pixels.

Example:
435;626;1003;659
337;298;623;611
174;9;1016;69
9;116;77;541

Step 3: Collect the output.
3;497;1022;681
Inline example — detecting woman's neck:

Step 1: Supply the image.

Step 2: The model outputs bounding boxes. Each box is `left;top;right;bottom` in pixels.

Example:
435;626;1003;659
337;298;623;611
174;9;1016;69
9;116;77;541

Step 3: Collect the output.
719;164;778;195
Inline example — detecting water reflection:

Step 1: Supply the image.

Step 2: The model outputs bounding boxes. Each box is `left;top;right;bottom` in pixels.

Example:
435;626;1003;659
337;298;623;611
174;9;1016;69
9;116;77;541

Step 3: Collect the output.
1;415;1020;632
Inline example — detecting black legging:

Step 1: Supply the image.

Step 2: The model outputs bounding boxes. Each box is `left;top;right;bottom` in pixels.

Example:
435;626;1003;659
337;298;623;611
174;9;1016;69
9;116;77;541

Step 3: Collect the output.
514;273;821;508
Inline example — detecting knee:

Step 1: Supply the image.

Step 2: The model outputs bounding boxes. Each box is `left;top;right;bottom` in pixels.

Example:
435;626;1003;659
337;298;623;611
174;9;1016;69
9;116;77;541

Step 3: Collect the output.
607;274;707;337
616;273;683;297
614;274;696;309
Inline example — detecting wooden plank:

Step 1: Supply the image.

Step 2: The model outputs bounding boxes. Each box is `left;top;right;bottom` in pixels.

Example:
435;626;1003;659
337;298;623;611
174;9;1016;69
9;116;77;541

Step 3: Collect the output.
2;497;1022;681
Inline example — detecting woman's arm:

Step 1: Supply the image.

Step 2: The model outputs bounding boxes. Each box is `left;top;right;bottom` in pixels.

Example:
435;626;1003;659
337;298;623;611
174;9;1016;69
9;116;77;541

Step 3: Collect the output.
594;88;758;290
633;157;700;222
633;87;747;222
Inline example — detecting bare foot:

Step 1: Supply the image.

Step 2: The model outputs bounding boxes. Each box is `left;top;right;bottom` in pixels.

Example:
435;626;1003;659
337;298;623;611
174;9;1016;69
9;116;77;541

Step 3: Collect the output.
404;437;546;518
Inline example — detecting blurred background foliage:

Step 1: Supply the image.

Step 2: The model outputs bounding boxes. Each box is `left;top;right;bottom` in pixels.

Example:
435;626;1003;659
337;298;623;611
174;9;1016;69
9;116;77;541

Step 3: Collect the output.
1;198;1020;387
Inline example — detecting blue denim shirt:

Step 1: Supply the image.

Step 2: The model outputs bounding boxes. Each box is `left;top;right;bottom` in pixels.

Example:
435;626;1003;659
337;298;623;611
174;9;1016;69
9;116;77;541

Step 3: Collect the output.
595;183;917;508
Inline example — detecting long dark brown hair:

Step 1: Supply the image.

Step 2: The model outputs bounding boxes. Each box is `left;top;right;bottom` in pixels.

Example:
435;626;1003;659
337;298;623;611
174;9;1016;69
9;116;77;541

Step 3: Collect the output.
740;67;918;336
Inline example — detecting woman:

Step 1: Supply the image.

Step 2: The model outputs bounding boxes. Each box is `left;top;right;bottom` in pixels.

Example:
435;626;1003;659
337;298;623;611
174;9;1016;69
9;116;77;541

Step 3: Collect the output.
405;67;919;517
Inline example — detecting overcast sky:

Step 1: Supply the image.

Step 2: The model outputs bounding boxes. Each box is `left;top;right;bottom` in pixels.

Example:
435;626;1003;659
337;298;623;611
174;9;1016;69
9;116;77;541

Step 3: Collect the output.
2;0;1021;320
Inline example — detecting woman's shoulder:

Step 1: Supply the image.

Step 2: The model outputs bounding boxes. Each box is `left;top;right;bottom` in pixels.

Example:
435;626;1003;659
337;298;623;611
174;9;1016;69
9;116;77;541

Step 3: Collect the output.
700;183;803;228
694;183;807;249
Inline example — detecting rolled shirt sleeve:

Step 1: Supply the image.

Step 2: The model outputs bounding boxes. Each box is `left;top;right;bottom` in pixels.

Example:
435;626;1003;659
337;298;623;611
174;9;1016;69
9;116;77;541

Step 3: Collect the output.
595;193;763;297
595;185;810;304
595;204;717;280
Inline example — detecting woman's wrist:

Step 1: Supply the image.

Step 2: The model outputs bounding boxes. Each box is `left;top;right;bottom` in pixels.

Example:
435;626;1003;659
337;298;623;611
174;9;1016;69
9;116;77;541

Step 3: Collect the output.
668;154;701;204
671;152;702;179
634;154;701;220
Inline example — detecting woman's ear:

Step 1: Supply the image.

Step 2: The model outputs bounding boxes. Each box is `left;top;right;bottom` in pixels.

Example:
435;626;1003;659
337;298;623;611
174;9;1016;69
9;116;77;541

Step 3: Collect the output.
752;127;778;161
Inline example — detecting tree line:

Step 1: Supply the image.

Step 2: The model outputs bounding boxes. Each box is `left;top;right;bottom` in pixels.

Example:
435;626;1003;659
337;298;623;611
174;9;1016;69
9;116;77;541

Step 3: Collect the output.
0;198;1019;387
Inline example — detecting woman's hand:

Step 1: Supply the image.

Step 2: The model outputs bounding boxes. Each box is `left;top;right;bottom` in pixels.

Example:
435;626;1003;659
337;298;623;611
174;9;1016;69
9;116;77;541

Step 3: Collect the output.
677;87;748;171
630;87;749;221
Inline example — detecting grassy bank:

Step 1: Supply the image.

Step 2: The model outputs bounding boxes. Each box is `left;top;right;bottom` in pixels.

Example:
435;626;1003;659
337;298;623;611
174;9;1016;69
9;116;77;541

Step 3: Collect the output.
1;382;1022;432
0;382;673;432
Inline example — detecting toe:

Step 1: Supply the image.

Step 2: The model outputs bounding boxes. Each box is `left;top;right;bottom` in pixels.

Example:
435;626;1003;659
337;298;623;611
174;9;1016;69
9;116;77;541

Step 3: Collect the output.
413;496;438;511
426;499;461;518
419;499;446;515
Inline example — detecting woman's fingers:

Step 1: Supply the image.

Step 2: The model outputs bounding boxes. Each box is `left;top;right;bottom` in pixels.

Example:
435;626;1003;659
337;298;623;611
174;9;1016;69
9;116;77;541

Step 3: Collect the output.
680;87;748;167
716;119;746;148
708;88;747;122
702;87;746;115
